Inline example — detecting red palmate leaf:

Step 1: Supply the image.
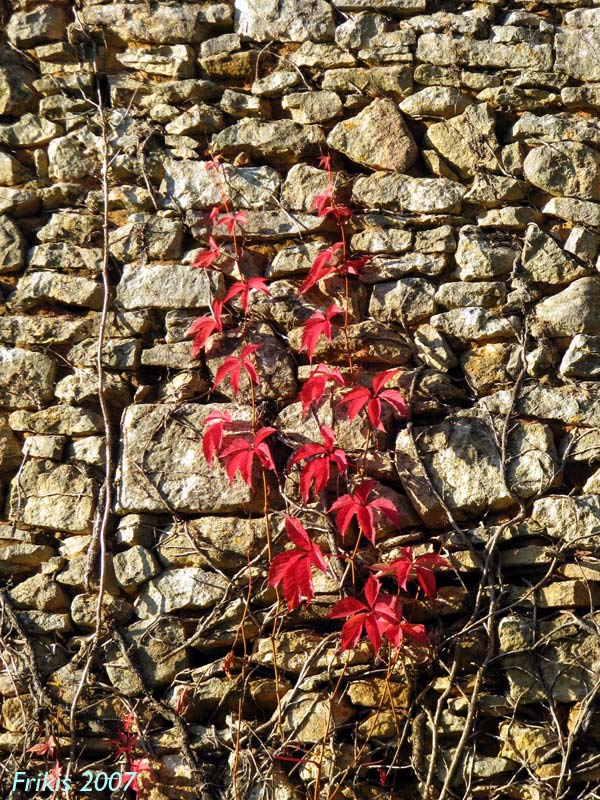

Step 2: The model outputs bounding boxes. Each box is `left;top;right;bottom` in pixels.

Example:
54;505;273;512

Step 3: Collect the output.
205;153;223;171
212;343;262;395
299;242;344;295
298;365;346;417
121;757;156;799
186;299;224;357
288;424;348;503
312;186;353;221
300;304;343;362
370;547;449;600
27;735;58;759
108;730;138;760
216;210;248;234
219;426;277;488
385;619;429;649
317;154;331;171
192;236;222;270
337;369;408;431
329;479;400;545
328;576;399;652
223;276;271;313
201;409;233;464
268;517;328;610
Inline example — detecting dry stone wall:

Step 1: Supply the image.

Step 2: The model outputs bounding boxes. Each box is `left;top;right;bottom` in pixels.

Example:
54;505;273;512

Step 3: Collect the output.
2;0;600;798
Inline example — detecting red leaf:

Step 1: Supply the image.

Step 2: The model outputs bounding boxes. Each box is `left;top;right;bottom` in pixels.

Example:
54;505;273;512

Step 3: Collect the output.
317;154;331;171
122;757;155;799
212;343;262;395
108;730;138;760
193;236;222;270
205;153;223;171
216;210;248;234
300;304;343;362
268;516;328;610
298;364;346;417
186;300;224;357
337;370;408;431
201;410;233;464
328;576;399;653
223;276;271;313
288;425;348;503
219;426;277;488
27;735;58;758
370;547;448;599
299;242;344;295
329;480;399;545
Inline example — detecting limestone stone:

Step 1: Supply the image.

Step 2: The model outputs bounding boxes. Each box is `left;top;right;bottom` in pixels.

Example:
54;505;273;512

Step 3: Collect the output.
212;119;325;167
369;278;437;325
164;103;225;136
361;253;445;281
352;173;465;214
520;224;589;286
565;227;600;263
116;403;272;514
220;88;270;119
484;383;600;429
533;278;600;336
322;66;412;99
9;460;97;534
281;91;343;124
531;495;600;549
461;343;520;395
414;324;457;371
7;5;67;47
234;0;335;42
560;335;600;378
351;227;412;255
542;197;600;227
9;406;104;435
435;281;506;309
0;114;61;148
524;142;600;201
12;272;103;311
417;33;552;70
0;187;40;217
0;152;31;186
55;370;132;407
0;541;56;576
463;174;526;208
105;617;189;695
334;0;425;13
425;103;500;178
134;567;228;619
556;29;600;82
0;316;91;347
0;417;21;471
23;434;65;460
455;227;517;281
109;216;183;263
430;308;519;342
67;338;141;371
327;99;417;172
113;545;160;592
0;346;56;410
400;86;473;118
121;45;199;78
160;159;279;211
289;319;412;365
0;48;37;116
280;691;355;742
28;243;103;274
395;410;515;525
37;212;101;246
116;265;222;311
0;217;25;275
71;593;134;629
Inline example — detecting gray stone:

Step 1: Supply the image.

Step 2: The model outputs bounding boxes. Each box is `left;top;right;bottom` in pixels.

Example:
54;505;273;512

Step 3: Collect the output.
400;86;473;118
417;33;552;70
220;89;270;119
560;335;600;378
47;132;99;183
361;253;445;281
431;308;519;342
351;227;412;255
0;153;31;186
463;174;525;208
12;272;103;311
484;384;600;429
164;103;225;135
352;173;465;214
0;48;37;116
280;164;330;213
22;434;65;461
327;98;417;172
524;142;600;201
289;42;355;69
82;3;230;45
117;45;192;78
425;103;500;178
134;567;228;619
369;278;437;325
141;342;195;369
105;617;189;695
67;338;141;371
435;281;506;309
9;406;104;435
0;187;40;217
507;112;600;148
212;119;325;167
322;66;412;99
542;197;600;228
9;460;96;534
414;324;457;371
7;6;68;48
0;316;91;347
251;70;299;97
116;403;272;514
0;417;21;471
0;114;62;148
37;212;101;246
109;215;183;263
0;346;56;410
266;242;324;279
556;28;600;82
281;91;343;124
234;0;334;42
161;159;279;212
8;573;69;612
28;243;103;274
533;278;600;337
396;410;515;526
0;217;25;275
334;0;425;13
520;224;589;286
455;227;517;281
55;370;132;407
71;592;133;629
113;545;160;592
565;227;600;264
116;264;222;311
66;436;106;467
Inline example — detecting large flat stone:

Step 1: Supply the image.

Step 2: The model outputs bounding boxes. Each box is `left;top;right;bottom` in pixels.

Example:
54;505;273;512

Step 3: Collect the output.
116;264;222;310
352;173;465;214
0;346;57;410
115;403;274;514
9;460;97;534
234;0;335;42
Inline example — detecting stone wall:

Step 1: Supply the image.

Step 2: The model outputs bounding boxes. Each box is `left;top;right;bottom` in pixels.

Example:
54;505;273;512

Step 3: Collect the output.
2;0;600;798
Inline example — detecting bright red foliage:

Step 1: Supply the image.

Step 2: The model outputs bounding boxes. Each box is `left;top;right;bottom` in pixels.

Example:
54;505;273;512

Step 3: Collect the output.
109;729;138;760
337;369;408;431
219;426;277;487
186;299;224;357
201;410;233;464
370;547;449;600
216;210;248;234
329;479;400;545
27;735;58;758
212;343;262;395
192;235;222;270
288;425;348;503
121;757;155;799
312;186;353;222
223;276;271;312
328;576;399;653
268;517;328;610
300;304;343;362
298;365;346;417
299;242;344;294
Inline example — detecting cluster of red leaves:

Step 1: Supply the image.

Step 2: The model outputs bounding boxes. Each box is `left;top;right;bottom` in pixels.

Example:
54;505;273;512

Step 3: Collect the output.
107;713;155;799
202;409;276;487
